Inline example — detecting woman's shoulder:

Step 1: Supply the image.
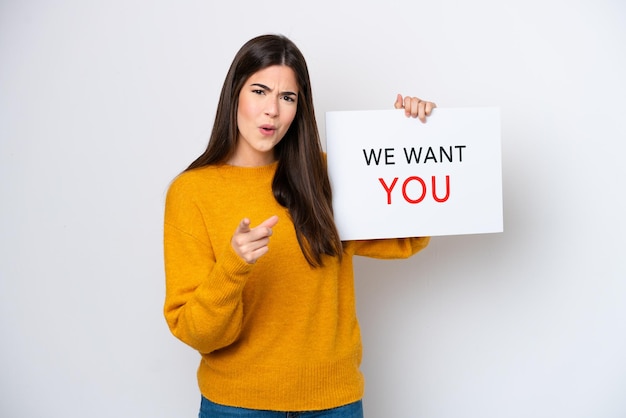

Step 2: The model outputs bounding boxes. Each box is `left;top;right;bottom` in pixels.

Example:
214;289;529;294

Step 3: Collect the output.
172;165;218;183
167;165;223;198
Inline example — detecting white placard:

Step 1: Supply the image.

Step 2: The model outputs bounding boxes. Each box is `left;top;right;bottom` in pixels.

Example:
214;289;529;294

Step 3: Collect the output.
325;107;503;240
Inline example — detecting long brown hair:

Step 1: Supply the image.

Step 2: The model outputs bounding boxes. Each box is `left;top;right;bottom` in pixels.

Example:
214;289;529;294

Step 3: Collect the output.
186;34;342;266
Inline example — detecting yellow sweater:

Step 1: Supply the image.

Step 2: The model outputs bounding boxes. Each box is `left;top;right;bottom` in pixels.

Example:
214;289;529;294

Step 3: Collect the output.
163;162;429;411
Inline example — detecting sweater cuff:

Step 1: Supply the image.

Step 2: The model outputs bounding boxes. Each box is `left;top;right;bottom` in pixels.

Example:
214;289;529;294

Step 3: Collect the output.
206;242;255;305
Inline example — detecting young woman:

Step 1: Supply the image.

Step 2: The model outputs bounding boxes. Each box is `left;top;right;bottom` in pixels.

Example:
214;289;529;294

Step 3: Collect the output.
163;34;435;417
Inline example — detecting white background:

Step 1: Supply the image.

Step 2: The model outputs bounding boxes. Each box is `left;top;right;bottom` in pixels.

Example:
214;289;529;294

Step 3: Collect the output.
1;1;624;417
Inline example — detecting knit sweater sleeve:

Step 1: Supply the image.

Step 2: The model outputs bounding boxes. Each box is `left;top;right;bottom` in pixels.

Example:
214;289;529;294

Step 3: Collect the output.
163;174;252;354
346;236;430;259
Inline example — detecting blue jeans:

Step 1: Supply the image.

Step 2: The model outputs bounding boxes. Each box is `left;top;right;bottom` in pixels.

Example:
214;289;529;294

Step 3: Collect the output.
199;396;364;418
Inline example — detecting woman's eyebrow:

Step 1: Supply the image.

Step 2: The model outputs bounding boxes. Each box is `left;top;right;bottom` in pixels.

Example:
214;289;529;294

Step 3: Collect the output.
250;82;271;91
250;83;297;96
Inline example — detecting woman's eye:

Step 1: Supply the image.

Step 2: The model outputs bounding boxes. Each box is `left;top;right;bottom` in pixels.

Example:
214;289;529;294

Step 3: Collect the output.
252;89;265;95
282;95;295;102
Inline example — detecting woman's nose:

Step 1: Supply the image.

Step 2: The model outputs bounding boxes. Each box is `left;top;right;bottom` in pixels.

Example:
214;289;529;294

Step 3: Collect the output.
264;98;279;117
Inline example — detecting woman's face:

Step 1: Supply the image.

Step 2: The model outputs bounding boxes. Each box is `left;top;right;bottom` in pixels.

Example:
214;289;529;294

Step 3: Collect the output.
231;65;299;166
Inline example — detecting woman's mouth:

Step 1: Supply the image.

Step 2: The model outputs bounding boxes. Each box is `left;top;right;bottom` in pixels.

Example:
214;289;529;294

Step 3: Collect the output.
259;125;276;136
